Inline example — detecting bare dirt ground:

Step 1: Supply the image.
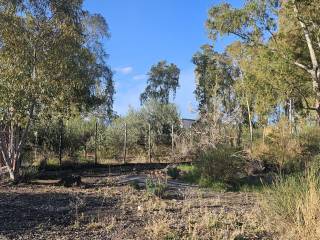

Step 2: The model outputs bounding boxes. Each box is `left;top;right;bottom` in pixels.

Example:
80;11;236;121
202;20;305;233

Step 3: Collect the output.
0;169;271;240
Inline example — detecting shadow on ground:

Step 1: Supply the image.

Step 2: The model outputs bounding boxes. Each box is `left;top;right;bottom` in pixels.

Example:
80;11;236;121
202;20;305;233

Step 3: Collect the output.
0;189;117;239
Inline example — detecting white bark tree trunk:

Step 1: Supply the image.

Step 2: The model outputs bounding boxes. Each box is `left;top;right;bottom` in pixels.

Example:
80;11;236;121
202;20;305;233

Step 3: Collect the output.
292;1;320;120
0;104;34;181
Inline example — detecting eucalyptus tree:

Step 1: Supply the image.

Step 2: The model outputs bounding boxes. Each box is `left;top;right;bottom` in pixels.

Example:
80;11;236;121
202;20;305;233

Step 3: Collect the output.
207;0;320;120
192;44;218;115
0;0;113;180
83;13;115;121
193;44;245;145
140;61;180;105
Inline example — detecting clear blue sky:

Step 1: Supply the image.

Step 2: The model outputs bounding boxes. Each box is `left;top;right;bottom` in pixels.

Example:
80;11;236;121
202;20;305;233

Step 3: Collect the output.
83;0;242;118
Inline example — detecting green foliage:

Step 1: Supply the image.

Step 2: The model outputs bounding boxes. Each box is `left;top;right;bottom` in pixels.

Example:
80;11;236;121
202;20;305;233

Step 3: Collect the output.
29;117;96;160
196;147;246;183
247;118;320;173
0;0;114;180
141;99;180;145
192;44;218;114
129;180;142;190
19;166;39;183
206;0;320;122
178;163;235;192
192;44;241;125
145;178;168;198
140;60;180;104
298;123;320;156
264;118;302;173
98;100;180;160
166;167;180;179
178;165;200;183
99;109;147;159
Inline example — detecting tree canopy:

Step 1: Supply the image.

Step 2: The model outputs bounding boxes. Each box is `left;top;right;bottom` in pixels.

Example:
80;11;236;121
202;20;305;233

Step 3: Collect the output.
140;60;180;105
0;0;114;180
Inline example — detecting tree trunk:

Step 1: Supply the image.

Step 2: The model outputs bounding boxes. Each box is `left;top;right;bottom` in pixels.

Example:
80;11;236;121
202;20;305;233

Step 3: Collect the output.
246;98;253;146
293;2;320;121
95;120;98;165
0;104;35;181
58;119;64;166
237;123;242;147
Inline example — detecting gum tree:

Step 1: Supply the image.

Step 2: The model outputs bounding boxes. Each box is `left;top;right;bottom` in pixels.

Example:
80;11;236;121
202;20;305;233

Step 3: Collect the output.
0;0;113;180
140;61;180;105
207;0;320;120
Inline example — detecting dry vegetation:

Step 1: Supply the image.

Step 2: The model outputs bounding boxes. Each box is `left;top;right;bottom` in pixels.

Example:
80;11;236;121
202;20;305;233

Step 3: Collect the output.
0;170;270;240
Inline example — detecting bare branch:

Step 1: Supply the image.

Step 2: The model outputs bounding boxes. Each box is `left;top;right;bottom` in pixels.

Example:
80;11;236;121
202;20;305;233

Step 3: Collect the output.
293;1;319;70
294;61;313;73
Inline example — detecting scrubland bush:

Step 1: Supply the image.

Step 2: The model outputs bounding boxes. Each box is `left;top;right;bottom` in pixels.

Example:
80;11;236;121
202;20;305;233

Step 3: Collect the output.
262;160;320;239
298;123;320;156
97;101;180;160
177;146;247;190
166;166;180;179
98;109;147;159
145;178;168;198
247;118;304;173
23;100;181;164
19;166;39;183
197;146;246;183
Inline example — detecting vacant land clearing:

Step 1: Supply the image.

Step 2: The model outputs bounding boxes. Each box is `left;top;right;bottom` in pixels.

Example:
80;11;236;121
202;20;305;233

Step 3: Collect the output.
0;169;271;240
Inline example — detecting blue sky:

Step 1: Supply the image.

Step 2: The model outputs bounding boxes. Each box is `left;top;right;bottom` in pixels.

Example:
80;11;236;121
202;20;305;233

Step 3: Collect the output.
83;0;242;118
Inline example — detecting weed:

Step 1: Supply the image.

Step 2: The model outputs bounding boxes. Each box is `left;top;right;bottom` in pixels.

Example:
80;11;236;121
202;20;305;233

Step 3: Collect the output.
166;166;180;179
145;178;168;198
261;162;320;239
19;166;39;183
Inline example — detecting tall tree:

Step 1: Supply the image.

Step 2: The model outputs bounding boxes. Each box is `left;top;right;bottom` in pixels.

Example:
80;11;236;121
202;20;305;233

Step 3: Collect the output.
193;44;245;145
192;44;218;115
0;0;112;180
83;13;115;121
193;45;240;120
206;0;320;120
140;60;180;105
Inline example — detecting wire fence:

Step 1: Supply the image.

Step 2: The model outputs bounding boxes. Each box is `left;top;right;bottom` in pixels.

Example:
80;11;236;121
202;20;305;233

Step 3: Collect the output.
23;122;197;167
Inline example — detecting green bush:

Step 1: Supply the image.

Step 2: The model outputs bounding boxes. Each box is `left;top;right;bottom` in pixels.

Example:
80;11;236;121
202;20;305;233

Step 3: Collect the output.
145;178;168;197
198;176;228;191
19;166;39;183
196;146;246;183
98;101;181;160
167;166;180;179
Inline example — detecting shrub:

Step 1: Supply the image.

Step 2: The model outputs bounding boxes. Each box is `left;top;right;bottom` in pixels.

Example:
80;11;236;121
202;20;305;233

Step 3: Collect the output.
298;124;320;158
198;176;228;191
248;118;303;173
19;166;39;183
261;161;320;239
196;146;246;183
145;178;168;198
166;166;180;179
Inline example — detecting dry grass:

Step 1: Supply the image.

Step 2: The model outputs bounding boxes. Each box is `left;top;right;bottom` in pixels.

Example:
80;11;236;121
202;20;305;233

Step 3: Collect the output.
261;164;320;240
0;172;270;239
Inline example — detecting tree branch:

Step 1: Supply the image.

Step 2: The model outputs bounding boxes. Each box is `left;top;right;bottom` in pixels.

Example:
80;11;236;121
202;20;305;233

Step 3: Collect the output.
294;61;313;73
293;1;319;70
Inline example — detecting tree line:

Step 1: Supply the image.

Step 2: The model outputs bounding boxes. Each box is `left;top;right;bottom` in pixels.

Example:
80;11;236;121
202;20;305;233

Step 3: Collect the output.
2;0;320;181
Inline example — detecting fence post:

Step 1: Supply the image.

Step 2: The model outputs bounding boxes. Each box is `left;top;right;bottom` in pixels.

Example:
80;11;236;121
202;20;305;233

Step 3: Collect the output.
123;122;127;164
171;124;174;162
148;123;151;163
34;131;38;162
94;120;98;165
58;118;63;167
